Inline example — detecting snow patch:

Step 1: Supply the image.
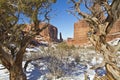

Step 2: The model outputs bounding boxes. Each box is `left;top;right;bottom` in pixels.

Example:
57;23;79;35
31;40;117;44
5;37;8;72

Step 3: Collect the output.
108;38;120;46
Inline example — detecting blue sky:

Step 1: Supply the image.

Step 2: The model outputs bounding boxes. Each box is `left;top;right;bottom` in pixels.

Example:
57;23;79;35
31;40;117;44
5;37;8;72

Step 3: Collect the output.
50;0;78;40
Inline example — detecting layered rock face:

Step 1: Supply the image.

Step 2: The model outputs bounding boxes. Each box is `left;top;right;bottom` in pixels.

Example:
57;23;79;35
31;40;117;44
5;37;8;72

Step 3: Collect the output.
67;20;120;46
67;20;90;46
73;20;89;45
38;22;58;42
23;22;59;43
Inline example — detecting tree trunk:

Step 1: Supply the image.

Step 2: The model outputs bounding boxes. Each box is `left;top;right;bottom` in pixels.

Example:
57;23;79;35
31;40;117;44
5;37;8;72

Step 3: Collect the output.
94;73;115;80
105;63;120;80
88;33;120;80
9;57;27;80
9;66;26;80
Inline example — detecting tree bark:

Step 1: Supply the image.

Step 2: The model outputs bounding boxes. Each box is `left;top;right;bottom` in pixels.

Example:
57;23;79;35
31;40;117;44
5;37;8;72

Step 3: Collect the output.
88;33;120;80
9;65;26;80
9;51;27;80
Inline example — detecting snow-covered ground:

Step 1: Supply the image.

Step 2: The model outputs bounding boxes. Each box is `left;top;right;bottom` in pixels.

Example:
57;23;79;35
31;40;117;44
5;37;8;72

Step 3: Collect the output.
0;61;95;80
0;60;107;80
0;53;106;80
0;38;119;80
0;64;9;80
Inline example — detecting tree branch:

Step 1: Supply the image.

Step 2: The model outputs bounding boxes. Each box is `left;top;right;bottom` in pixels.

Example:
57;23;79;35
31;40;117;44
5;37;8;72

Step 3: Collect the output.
105;0;120;34
15;36;32;64
84;0;94;14
67;10;80;20
71;0;89;18
106;63;120;80
0;44;13;69
113;40;120;54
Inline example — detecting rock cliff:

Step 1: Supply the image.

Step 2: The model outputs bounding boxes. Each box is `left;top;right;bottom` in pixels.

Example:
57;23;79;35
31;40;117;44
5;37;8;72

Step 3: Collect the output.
38;22;58;42
23;22;59;43
67;19;120;46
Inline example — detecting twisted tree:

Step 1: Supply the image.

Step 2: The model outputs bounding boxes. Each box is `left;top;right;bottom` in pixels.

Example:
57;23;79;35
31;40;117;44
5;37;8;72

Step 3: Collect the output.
69;0;120;79
0;0;56;80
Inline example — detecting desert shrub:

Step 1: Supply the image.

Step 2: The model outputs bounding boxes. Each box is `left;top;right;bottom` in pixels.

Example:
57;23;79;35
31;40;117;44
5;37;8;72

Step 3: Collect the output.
24;46;67;78
57;42;76;50
72;52;80;64
23;44;99;79
46;56;65;78
86;46;95;50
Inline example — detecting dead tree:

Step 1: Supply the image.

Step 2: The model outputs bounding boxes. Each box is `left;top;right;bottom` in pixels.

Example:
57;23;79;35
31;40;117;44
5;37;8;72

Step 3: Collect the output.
70;0;120;79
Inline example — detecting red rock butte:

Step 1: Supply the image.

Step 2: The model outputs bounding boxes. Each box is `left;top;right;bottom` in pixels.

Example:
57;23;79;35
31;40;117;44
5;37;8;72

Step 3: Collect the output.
38;22;58;42
67;19;120;46
23;22;60;43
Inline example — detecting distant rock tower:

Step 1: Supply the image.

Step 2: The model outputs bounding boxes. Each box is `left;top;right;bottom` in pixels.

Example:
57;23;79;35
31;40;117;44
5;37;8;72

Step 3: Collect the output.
59;32;63;42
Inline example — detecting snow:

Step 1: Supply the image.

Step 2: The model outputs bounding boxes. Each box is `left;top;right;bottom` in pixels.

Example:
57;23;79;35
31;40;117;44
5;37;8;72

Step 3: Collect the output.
56;75;85;80
0;59;97;80
25;61;49;80
0;59;96;80
26;47;41;52
108;38;120;46
91;57;103;66
0;64;9;80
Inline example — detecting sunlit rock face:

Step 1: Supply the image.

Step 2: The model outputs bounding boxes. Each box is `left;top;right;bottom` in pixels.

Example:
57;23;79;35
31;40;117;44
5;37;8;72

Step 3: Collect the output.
73;20;90;45
67;19;120;46
38;22;58;42
23;22;59;43
67;20;90;46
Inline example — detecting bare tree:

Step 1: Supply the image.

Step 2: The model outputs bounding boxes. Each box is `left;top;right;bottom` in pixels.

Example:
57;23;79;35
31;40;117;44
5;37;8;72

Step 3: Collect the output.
69;0;120;79
0;0;56;80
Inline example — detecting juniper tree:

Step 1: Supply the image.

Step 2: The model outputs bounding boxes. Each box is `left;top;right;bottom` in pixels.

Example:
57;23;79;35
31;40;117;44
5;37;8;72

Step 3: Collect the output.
0;0;56;80
69;0;120;79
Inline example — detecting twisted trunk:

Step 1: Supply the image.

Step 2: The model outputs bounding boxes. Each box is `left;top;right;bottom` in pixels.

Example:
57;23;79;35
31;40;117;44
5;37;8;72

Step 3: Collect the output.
10;66;26;80
70;0;120;79
89;33;120;80
9;51;27;80
0;46;27;80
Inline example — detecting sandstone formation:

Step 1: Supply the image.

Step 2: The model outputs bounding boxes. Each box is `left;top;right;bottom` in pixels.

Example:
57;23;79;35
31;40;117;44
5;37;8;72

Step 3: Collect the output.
67;20;90;46
38;22;58;42
59;32;63;42
67;19;120;46
23;22;59;43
